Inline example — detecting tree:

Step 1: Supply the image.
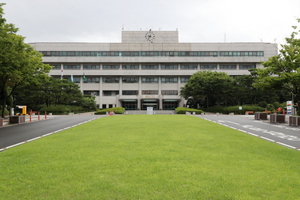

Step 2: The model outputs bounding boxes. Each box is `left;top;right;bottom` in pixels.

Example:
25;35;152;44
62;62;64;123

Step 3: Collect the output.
253;19;300;114
14;77;86;110
180;71;234;108
0;3;51;117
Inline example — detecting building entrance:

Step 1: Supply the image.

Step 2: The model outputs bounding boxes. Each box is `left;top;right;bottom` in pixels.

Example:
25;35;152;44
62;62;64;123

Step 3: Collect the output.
141;99;158;110
121;100;137;110
162;100;178;110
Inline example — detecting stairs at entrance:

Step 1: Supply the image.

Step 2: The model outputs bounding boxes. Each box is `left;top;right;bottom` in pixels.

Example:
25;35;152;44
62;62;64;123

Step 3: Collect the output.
124;110;176;115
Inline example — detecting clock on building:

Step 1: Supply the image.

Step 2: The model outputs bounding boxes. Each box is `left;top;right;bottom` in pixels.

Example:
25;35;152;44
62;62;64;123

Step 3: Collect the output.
145;29;155;43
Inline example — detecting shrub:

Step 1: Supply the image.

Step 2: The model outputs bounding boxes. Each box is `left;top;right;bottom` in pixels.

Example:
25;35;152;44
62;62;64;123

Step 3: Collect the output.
175;107;203;114
203;105;265;114
258;101;268;108
95;107;125;115
39;105;86;115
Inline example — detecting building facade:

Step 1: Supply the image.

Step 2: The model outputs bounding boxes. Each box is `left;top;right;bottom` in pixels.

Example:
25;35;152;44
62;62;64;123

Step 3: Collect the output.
30;30;277;110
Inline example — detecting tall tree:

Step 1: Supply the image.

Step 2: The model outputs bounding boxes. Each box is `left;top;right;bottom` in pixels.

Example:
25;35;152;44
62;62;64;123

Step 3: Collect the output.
253;19;300;114
180;71;234;108
0;3;51;117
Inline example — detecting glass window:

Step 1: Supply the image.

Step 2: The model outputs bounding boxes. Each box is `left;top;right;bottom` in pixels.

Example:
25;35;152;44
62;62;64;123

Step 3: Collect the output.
180;64;197;70
161;90;178;95
83;64;100;69
50;64;61;70
67;77;80;83
220;65;237;70
142;90;158;95
84;77;100;83
142;65;158;70
122;90;139;95
83;91;99;96
161;64;178;70
161;77;178;83
122;77;139;83
180;77;189;83
63;65;80;70
239;64;256;70
122;64;139;70
200;64;217;70
103;65;120;70
141;77;158;83
103;91;119;96
103;77;119;83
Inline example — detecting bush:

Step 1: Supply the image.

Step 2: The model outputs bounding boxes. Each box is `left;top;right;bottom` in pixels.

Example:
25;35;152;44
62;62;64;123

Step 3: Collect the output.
95;107;125;115
175;107;203;114
39;105;86;115
258;101;268;108
203;105;265;114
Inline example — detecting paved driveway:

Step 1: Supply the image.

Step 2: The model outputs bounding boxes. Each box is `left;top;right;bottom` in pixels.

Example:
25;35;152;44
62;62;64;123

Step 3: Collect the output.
0;115;107;151
196;114;300;150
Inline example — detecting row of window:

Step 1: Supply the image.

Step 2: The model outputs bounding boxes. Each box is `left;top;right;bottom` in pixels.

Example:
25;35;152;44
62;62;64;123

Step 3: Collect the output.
41;51;264;57
65;76;189;83
83;90;178;96
52;64;256;70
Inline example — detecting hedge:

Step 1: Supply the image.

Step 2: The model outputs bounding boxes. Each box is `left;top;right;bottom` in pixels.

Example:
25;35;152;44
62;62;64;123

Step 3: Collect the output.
204;105;265;114
95;107;125;115
175;107;204;114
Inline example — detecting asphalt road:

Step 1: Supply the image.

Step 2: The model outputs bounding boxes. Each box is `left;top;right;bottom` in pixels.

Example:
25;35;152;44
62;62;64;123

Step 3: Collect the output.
196;114;300;150
0;115;106;150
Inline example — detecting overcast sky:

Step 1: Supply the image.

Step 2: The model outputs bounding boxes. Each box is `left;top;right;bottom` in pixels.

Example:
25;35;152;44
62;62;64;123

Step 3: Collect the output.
2;0;300;45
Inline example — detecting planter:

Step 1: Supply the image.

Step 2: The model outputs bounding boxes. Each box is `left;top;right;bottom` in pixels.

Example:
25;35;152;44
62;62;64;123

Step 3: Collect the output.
9;116;26;124
289;116;300;126
254;112;268;120
270;114;286;123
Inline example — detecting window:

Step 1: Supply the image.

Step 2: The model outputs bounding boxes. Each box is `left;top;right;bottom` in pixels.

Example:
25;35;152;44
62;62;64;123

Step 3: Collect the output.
50;64;61;70
180;64;197;70
103;65;120;70
122;77;138;83
142;65;158;70
161;77;178;83
161;64;178;70
180;77;189;83
68;77;80;83
83;64;100;69
63;65;80;70
161;90;178;95
142;90;158;95
103;77;119;83
239;64;256;70
200;64;217;70
83;91;99;96
220;65;237;70
142;77;158;83
122;90;138;95
84;77;100;83
122;64;139;70
103;91;119;96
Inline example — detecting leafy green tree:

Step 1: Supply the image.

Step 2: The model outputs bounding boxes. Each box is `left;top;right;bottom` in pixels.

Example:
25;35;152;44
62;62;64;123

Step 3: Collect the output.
14;77;87;110
180;71;234;108
253;19;300;114
0;3;51;117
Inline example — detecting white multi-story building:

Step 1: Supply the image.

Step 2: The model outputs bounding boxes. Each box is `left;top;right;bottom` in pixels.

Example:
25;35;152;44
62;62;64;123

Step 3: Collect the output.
30;30;277;110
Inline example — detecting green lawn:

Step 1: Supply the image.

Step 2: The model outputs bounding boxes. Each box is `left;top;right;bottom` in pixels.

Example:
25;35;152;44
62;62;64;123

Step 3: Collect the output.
1;115;300;199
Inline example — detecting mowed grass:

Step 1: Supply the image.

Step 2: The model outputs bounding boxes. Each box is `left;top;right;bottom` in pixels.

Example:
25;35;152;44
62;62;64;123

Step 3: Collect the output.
1;115;300;200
